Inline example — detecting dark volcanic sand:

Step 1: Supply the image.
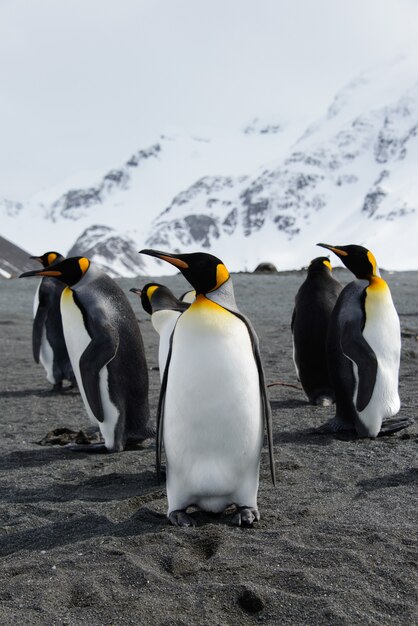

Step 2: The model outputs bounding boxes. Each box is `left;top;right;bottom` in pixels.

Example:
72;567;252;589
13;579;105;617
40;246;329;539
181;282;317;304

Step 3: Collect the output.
0;270;417;626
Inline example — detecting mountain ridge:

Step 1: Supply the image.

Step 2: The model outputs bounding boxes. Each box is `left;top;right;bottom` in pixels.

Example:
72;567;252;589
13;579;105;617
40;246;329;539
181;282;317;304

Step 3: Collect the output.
2;56;418;276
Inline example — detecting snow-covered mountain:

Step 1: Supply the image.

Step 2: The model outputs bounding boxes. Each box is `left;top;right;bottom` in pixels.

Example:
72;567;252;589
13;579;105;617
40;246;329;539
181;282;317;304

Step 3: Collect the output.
2;55;418;276
1;125;300;276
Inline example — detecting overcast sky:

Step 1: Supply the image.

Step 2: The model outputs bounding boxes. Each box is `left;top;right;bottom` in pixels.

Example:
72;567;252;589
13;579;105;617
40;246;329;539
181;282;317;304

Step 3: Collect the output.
1;0;418;199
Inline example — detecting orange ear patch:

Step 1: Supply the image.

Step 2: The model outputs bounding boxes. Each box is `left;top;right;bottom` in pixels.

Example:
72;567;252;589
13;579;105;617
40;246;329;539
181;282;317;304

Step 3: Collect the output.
47;253;57;266
78;258;90;274
214;263;230;289
146;285;159;299
367;250;378;276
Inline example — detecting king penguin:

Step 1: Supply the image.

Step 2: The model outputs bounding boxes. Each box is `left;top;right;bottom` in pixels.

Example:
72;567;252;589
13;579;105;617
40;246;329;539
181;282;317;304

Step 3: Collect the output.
291;256;342;405
140;249;276;527
317;243;412;437
31;251;76;391
130;283;189;380
20;257;153;452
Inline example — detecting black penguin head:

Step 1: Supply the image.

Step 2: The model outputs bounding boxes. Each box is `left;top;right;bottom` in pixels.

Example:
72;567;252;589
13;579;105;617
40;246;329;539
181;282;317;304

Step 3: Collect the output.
30;251;64;268
20;256;91;286
130;283;165;315
307;256;332;274
139;249;230;295
317;243;378;279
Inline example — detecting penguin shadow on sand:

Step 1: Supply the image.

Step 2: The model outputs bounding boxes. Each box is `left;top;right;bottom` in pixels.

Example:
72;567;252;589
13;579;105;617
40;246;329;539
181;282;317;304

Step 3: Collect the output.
268;396;336;446
0;386;79;399
0;461;172;558
0;506;166;559
0;447;89;471
0;479;240;559
0;468;159;505
354;467;418;500
269;397;308;410
272;426;335;447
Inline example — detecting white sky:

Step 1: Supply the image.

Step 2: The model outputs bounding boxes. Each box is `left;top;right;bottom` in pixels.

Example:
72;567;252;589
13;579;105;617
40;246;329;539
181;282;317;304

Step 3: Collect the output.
1;0;418;200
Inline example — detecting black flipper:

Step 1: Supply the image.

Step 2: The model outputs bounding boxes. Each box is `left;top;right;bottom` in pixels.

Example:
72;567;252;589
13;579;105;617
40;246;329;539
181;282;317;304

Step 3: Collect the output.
228;310;276;486
79;323;119;423
155;321;178;483
341;320;378;413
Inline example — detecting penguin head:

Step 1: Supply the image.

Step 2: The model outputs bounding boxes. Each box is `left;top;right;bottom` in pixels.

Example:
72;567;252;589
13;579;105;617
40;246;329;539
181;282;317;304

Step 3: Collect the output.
139;249;230;295
308;256;332;274
317;243;378;279
30;251;64;268
130;283;165;315
20;256;91;286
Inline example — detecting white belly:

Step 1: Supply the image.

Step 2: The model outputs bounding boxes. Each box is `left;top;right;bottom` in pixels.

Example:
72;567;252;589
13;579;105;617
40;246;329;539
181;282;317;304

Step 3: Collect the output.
34;283;56;383
151;310;182;381
163;301;263;514
39;326;55;383
60;288;119;449
357;287;401;436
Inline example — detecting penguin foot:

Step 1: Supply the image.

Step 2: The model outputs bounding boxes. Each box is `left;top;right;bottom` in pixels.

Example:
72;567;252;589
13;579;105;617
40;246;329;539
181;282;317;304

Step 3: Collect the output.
315;417;354;435
50;381;77;394
168;510;196;527
379;417;414;436
231;507;260;527
128;424;156;442
62;381;78;392
315;419;337;434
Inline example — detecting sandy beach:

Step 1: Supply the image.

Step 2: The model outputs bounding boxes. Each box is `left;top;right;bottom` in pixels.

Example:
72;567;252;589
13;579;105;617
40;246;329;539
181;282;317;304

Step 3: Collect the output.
0;269;417;625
